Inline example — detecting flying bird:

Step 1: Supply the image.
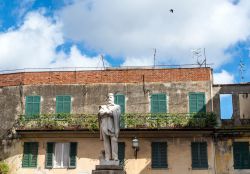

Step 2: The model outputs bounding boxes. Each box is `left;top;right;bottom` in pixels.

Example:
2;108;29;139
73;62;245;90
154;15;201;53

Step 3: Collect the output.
169;9;174;13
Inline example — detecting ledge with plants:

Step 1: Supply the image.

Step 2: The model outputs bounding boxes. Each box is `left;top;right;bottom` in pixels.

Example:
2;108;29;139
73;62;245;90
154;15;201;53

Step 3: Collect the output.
16;112;217;131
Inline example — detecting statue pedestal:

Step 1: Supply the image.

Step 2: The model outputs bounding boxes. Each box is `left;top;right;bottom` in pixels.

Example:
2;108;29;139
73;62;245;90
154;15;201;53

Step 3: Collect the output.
92;165;125;174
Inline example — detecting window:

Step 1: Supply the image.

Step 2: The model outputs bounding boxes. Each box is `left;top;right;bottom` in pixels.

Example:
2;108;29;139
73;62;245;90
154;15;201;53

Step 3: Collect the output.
115;94;125;127
46;142;77;169
22;142;39;168
233;142;250;169
151;94;167;113
191;142;208;169
118;142;125;166
56;96;71;113
151;142;167;168
189;92;206;113
115;94;125;114
25;96;40;118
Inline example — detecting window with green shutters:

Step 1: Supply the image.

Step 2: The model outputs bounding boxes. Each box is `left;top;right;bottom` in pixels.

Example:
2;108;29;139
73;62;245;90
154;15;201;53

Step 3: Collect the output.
22;142;39;168
151;142;167;168
118;142;125;166
45;142;77;169
151;94;167;113
56;96;71;113
115;94;125;127
233;142;250;169
115;94;125;114
25;96;40;118
191;142;208;169
189;92;206;113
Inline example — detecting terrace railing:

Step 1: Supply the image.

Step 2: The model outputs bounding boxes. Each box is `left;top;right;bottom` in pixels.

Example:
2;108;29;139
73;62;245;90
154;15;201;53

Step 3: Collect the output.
16;112;217;131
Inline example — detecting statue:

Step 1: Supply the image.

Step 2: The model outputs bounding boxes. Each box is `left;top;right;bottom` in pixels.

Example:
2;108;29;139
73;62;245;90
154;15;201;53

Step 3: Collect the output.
98;93;121;162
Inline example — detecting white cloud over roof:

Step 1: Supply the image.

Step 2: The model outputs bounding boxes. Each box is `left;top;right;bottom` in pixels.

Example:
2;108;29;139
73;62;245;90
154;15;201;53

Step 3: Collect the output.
213;69;235;84
59;0;250;67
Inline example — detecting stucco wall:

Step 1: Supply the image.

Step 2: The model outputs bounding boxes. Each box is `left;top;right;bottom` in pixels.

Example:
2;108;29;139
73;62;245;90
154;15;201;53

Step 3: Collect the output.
215;138;250;174
6;136;215;174
239;94;250;119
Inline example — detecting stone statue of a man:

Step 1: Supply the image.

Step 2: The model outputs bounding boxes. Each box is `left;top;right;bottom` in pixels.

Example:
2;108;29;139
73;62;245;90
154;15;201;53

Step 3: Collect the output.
98;93;121;161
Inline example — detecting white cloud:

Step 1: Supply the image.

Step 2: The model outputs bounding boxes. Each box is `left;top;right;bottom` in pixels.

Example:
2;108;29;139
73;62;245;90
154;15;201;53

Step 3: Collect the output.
59;0;250;67
0;11;104;71
213;70;235;84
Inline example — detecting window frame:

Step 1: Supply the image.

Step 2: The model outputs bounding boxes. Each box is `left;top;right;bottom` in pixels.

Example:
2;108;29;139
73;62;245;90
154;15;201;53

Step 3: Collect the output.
191;142;208;169
56;95;72;114
25;96;41;118
189;92;206;113
45;142;77;169
151;142;168;169
233;142;250;169
150;93;167;114
22;142;39;168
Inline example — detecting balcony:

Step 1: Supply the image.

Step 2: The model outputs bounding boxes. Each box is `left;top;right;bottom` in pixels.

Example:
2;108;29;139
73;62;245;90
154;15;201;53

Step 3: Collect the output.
16;113;217;131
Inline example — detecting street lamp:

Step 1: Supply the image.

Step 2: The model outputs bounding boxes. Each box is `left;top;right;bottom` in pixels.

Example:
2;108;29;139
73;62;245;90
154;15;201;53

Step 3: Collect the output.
132;137;139;159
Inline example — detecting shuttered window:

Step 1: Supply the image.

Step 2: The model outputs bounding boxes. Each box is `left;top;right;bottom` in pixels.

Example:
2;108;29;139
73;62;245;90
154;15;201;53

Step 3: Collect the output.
118;142;125;166
191;142;208;169
151;142;167;168
233;142;250;169
69;142;77;168
45;142;77;169
22;142;39;168
115;94;125;114
25;96;40;118
189;93;206;113
151;94;167;113
115;94;125;128
56;96;71;113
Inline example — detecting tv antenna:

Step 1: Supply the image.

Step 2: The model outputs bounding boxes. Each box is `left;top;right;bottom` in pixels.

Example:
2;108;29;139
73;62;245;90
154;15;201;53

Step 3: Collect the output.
239;58;245;82
96;55;106;70
191;48;207;67
153;48;157;68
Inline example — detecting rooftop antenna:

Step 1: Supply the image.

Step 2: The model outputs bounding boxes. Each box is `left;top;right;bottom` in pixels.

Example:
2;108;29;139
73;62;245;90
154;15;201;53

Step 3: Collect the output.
239;58;245;83
101;55;106;70
191;48;207;67
153;48;157;68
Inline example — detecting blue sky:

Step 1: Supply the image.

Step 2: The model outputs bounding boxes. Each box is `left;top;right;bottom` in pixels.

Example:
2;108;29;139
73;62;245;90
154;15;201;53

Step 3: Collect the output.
0;0;249;118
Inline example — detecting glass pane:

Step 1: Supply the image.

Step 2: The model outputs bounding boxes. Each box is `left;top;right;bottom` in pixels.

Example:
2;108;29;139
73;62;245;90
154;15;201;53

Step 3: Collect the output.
63;143;70;167
54;143;63;168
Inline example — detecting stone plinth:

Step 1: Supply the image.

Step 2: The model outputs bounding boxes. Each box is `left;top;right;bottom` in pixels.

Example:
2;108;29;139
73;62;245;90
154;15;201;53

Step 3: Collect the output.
92;165;125;174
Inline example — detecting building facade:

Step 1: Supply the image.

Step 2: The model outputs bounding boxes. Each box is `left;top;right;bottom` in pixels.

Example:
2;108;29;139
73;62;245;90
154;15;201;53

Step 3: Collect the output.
0;67;249;174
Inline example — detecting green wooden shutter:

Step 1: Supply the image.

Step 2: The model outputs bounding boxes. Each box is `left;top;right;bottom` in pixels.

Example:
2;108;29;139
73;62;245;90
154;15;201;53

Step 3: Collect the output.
22;143;30;167
69;142;77;168
189;93;205;113
115;94;125;114
25;96;40;118
115;94;125;128
191;142;208;169
118;142;125;166
151;142;167;168
45;142;54;169
233;142;250;169
151;94;167;113
22;142;38;168
56;96;71;113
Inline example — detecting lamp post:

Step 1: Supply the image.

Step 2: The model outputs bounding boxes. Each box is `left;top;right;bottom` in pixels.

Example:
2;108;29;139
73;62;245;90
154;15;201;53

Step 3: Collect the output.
132;137;139;159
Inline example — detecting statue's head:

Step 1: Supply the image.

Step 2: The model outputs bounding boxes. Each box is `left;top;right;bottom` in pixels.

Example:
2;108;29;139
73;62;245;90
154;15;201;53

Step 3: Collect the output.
107;93;114;104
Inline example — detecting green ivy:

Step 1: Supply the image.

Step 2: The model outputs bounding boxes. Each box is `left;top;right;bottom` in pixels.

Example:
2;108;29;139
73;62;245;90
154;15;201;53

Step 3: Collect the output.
17;112;217;130
0;162;9;174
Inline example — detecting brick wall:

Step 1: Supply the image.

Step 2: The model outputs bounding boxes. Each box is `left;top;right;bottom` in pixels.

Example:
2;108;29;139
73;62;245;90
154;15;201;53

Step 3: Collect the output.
0;68;211;87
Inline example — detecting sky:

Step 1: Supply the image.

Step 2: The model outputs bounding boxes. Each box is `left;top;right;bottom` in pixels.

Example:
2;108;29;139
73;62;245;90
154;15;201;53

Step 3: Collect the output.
0;0;249;118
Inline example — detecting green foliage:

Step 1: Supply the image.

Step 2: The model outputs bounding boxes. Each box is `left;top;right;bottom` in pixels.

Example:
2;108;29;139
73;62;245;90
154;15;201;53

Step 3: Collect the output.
17;112;217;130
0;162;9;174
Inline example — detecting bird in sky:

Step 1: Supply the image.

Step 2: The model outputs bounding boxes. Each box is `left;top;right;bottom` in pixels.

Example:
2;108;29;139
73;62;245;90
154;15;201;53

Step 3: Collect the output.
169;9;174;13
